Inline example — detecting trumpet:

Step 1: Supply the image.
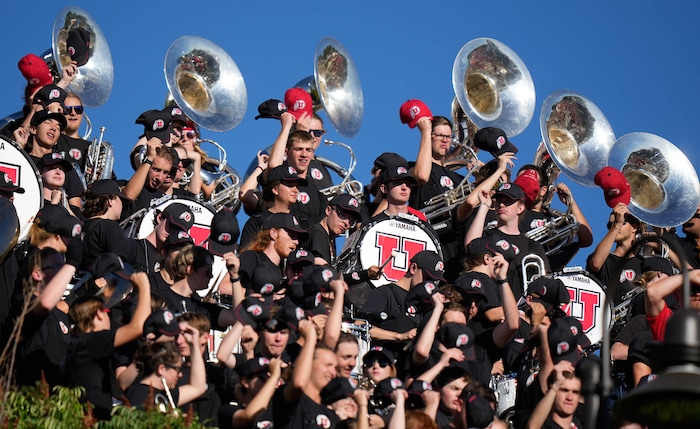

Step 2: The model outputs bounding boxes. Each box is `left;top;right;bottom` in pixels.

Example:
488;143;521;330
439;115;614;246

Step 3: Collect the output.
85;126;114;186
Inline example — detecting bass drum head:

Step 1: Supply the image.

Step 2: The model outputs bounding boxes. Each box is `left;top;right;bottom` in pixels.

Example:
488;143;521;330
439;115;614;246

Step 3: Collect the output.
338;216;441;307
555;270;612;346
136;197;215;246
0;137;42;243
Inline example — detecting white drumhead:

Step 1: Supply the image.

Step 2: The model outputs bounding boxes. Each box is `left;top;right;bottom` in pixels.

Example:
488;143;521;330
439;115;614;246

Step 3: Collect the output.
358;217;441;287
0;137;42;242
136;197;215;246
556;270;612;345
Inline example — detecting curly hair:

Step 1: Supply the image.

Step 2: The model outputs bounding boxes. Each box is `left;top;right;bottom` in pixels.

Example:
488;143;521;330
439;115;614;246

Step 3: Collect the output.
82;193;114;218
171;245;214;281
132;341;181;375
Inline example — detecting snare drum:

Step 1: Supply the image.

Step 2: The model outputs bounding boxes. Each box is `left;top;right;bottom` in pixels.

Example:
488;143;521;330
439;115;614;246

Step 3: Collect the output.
556;270;612;346
336;215;441;306
0;136;43;243
133;196;215;246
341;319;371;379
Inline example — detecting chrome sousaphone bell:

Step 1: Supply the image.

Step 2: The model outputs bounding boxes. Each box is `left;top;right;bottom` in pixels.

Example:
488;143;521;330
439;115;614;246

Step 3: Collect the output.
608;133;700;228
293;36;364;138
49;6;113;107
452;38;535;138
540;90;616;187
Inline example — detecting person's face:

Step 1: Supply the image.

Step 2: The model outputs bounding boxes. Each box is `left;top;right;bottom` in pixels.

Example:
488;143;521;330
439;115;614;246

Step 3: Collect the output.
154;214;173;245
608;213;636;243
180;127;197;150
286;140;314;173
162;360;183;388
441;310;467;325
440;377;468;414
261;328;289;357
553;378;581;418
41;166;66;189
32;119;62;147
169;122;184;145
494;196;523;222
108;195;123;220
384;180;412;204
272;228;299;259
38;253;65;286
364;355;392;383
327;206;357;236
63;96;83;133
308;118;325;150
311;348;337;390
148;156;173;189
335;341;359;378
189;263;213;290
274;181;299;205
431;124;452;158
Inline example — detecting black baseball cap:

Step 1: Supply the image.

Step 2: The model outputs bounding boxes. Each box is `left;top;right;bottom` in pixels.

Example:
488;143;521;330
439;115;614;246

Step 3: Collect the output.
135;109;172;143
262;213;309;239
453;273;489;302
207;208;239;256
37;204;82;238
329;194;362;222
30;109;67;130
380;164;418;185
0;172;25;194
410;250;446;282
143;309;180;339
260;165;308;187
526;277;570;312
32;84;67;108
86;179;130;200
255;99;287;120
38;152;73;172
474;126;518;157
162;203;195;232
373;152;408;172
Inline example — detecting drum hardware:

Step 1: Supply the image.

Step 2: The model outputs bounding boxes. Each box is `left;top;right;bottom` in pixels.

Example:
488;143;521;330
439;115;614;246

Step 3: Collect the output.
608;132;700;228
521;254;547;293
452;38;535;138
539;90;616;188
44;6;113;108
490;373;518;420
317;139;363;201
612;286;646;324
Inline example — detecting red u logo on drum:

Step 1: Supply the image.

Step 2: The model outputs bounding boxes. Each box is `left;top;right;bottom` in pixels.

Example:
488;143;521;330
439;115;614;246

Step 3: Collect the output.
375;233;428;282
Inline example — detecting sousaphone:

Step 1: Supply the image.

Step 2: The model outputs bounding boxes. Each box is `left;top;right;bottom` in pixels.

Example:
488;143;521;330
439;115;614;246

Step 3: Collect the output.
165;35;247;132
452;38;535;138
608;133;700;228
540;90;616;187
293;36;364;138
49;6;113;107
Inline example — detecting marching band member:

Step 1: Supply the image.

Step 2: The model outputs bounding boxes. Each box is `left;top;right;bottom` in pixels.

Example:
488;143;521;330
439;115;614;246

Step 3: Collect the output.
56;92;91;171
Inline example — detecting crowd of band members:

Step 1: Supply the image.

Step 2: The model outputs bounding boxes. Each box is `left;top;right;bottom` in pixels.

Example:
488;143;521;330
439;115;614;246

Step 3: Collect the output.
3;55;700;429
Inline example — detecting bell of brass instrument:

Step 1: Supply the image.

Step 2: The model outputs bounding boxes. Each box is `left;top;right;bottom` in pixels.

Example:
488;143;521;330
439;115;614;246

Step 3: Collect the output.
452;38;535;138
293;37;364;138
317;139;363;200
608;132;700;228
521;254;547;294
49;6;113;107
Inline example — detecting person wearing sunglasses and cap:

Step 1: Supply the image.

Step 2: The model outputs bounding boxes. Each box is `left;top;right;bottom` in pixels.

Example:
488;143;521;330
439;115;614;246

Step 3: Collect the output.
55;92;91;173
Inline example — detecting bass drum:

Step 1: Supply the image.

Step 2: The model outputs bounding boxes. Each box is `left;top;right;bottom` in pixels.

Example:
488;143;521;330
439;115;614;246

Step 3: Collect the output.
336;215;442;307
133;196;215;246
0;136;43;244
555;270;612;346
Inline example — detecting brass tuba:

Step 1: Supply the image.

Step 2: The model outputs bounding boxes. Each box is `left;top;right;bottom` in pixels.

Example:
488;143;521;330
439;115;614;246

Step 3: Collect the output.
608;133;700;228
164;35;247;211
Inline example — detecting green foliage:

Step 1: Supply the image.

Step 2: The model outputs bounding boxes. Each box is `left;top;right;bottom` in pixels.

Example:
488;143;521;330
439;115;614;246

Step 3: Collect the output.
1;383;213;429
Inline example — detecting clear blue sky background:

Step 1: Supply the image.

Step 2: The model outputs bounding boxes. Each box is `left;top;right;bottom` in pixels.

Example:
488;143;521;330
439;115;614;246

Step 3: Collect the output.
2;1;699;269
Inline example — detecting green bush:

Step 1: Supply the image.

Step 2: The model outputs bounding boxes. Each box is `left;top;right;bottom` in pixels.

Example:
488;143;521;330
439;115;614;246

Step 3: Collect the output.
1;382;214;429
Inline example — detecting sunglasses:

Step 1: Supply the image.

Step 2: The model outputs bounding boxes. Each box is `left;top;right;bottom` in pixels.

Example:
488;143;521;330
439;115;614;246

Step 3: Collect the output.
309;129;326;138
64;105;84;115
184;131;196;139
364;359;390;368
333;207;358;228
494;197;519;207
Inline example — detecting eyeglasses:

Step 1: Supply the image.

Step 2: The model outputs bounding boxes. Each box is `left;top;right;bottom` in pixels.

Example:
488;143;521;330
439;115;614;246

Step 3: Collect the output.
333;207;358;228
309;129;326;138
64;105;84;115
165;364;182;374
364;359;390;368
431;133;452;141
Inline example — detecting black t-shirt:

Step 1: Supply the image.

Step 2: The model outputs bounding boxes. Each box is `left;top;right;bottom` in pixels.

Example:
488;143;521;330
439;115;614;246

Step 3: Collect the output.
153;288;227;331
56;134;91;172
128;185;167;218
66;329;120;420
307;159;333;190
81;218;138;271
240;209;273;250
482;228;551;299
409;162;465;211
305;223;333;264
289;175;328;229
178;364;222;426
361;283;418;356
238;250;281;290
585;253;643;306
272;389;340;429
125;382;180;411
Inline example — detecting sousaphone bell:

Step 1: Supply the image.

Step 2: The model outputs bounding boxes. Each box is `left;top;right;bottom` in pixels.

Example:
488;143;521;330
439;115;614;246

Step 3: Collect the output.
540;90;616;187
49;6;113;107
452;38;535;138
608;133;700;228
293;36;364;138
165;35;247;132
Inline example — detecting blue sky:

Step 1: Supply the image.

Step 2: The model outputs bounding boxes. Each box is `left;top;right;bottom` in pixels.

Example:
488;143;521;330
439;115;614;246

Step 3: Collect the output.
2;1;699;269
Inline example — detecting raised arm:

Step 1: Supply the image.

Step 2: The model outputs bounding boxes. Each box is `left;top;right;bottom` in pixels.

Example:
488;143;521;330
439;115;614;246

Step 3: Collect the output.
526;362;574;429
114;272;151;347
410;117;434;185
321;277;347;349
239;150;268;213
283;319;317;402
175;323;208;406
215;321;244;368
232;357;283;427
123;139;161;201
491;254;520;348
464;189;492;246
266;112;297;169
587;203;627;273
556;183;593;247
456;152;515;223
412;293;445;365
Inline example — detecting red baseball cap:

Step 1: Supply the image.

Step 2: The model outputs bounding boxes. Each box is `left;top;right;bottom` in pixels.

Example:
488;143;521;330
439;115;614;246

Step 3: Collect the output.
514;169;541;206
18;54;53;95
399;99;432;128
594;166;631;208
284;88;313;120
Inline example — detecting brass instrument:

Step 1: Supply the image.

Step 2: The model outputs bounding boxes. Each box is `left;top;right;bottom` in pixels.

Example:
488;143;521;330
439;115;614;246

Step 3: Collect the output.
613;286;646;324
317;139;363;200
608;133;700;228
164;36;246;210
293;37;364;138
452;38;535;138
521;253;547;294
84;126;114;186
